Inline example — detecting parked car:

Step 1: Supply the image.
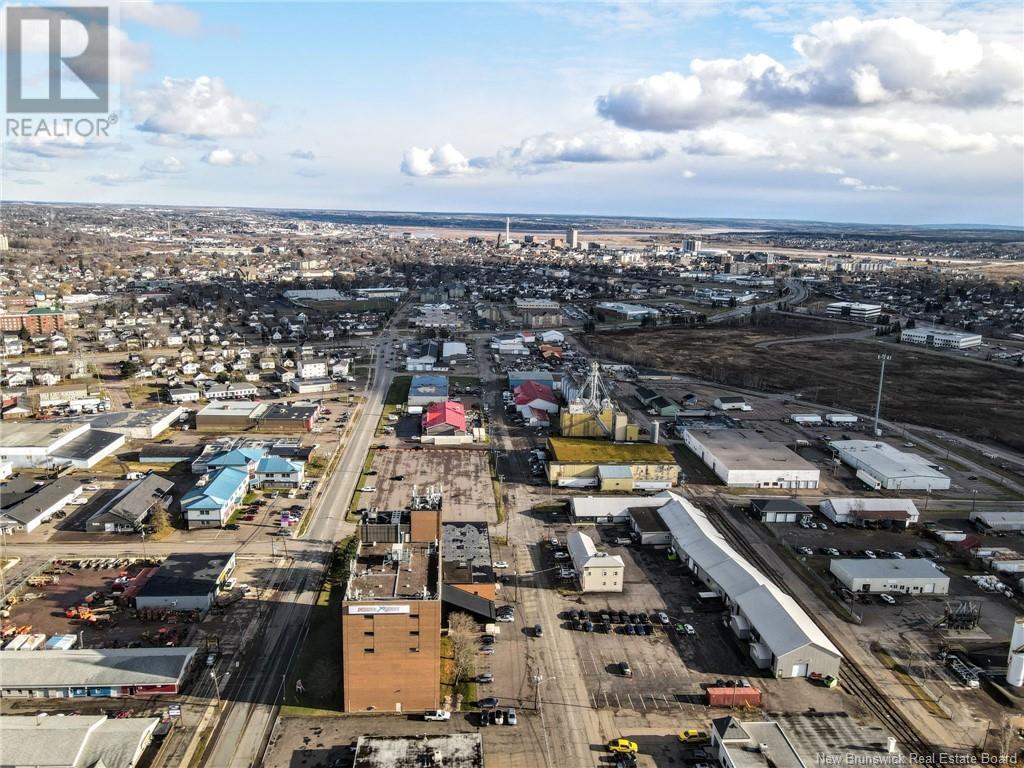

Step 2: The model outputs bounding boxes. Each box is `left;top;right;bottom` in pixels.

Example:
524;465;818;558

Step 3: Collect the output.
424;710;451;721
682;623;696;635
619;661;633;677
492;561;509;569
477;673;493;684
879;593;896;605
506;708;517;726
607;739;639;754
657;611;670;625
534;624;543;638
478;697;498;709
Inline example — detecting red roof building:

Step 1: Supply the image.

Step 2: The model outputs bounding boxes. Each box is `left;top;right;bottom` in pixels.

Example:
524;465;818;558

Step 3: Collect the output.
513;380;557;411
422;401;468;436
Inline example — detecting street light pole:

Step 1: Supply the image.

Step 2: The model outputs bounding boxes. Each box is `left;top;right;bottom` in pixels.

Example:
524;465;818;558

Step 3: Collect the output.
873;354;892;437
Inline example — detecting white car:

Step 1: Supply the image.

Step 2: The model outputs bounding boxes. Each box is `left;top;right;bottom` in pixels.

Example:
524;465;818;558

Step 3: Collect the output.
683;623;696;635
553;552;569;560
827;548;840;557
495;614;514;623
879;593;896;604
492;561;509;569
892;551;906;559
424;710;451;721
864;550;877;559
506;708;517;726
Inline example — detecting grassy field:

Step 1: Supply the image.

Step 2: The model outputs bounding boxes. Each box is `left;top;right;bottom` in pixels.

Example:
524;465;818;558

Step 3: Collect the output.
384;375;412;406
585;319;1024;451
439;635;477;710
280;537;356;717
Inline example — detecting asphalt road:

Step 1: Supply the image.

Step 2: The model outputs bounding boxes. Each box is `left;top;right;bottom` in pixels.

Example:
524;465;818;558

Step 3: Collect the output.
198;325;395;768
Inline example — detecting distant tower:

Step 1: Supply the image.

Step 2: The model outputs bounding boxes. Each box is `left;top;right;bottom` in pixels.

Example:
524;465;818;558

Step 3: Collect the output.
0;234;8;252
683;237;701;253
505;217;511;247
567;227;579;250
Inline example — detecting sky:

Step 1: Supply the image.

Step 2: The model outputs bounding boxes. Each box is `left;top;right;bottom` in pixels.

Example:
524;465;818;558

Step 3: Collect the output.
2;0;1023;226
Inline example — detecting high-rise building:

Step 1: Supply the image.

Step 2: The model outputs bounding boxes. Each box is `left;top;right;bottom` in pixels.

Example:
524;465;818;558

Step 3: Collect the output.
566;227;579;249
683;238;702;253
0;234;9;252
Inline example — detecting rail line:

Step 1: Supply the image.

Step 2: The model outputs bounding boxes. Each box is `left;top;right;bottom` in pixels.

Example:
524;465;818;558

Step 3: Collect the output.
696;494;935;757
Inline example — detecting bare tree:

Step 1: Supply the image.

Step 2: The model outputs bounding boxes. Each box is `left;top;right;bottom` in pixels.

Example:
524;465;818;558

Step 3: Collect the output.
149;501;172;537
447;612;477;690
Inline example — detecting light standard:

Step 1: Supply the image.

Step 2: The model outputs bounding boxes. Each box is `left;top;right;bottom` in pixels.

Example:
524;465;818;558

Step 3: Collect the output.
873;354;892;437
210;669;226;709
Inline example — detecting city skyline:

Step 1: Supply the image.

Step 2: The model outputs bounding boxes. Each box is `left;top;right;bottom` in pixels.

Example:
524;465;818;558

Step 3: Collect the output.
3;0;1023;226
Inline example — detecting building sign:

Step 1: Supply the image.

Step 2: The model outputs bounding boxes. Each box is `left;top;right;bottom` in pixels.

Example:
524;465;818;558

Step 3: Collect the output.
347;605;410;615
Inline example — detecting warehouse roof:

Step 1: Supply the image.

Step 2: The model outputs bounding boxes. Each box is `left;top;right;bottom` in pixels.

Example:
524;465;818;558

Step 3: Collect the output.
829;440;948;483
830;558;948;581
52;428;123;461
822;497;919;519
0;477;80;525
548;437;675;464
0;647;197;689
685;430;818;473
136;553;234;599
442;522;493;585
751;498;813;515
197;400;260;418
656;492;840;661
570;495;665;520
58;407;183;433
0;422;87;449
86;473;174;530
0;714;160;768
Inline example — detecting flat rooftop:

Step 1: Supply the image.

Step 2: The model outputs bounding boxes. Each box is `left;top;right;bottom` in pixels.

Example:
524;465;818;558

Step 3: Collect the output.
830;440;948;481
548;437;676;464
0;422;86;449
687;429;817;472
354;734;482;768
442;522;494;585
346;541;437;601
830;558;948;580
53;429;123;460
137;553;234;599
0;647;197;689
197;400;260;418
58;407;182;430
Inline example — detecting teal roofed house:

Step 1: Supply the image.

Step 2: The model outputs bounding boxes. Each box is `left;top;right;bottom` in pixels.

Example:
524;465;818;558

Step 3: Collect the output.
205;448;263;470
254;456;305;488
181;467;248;529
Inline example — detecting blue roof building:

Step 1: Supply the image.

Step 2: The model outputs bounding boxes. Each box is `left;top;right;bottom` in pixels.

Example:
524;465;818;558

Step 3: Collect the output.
408;374;449;407
181;467;248;529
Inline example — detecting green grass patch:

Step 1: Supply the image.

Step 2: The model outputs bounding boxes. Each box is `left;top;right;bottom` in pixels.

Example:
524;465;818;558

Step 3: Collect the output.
280;538;356;717
384;375;412;406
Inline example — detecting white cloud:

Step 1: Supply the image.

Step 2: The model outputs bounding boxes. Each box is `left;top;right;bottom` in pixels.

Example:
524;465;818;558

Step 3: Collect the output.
141;156;185;174
290;149;316;160
679;128;783;159
596;16;1023;132
681;169;696;178
490;131;668;169
201;148;261;167
133;76;263;139
400;144;473;177
844;116;1002;154
839;175;899;191
88;172;150;186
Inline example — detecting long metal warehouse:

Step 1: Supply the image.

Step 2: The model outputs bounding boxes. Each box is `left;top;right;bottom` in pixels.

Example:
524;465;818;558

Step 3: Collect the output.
655;492;842;679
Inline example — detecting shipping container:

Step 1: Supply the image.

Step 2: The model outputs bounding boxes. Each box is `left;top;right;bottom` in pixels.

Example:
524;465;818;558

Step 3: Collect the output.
4;634;30;651
19;634;47;651
706;686;762;707
45;634;78;651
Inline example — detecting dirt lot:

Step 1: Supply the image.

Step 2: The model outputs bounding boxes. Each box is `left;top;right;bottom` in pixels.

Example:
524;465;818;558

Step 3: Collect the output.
364;448;498;524
584;318;1024;451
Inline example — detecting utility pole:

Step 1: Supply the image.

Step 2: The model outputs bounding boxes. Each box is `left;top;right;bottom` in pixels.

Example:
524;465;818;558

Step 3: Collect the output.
873;354;891;437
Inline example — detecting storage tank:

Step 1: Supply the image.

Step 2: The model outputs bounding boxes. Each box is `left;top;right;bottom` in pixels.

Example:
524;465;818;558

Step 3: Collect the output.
1008;617;1024;688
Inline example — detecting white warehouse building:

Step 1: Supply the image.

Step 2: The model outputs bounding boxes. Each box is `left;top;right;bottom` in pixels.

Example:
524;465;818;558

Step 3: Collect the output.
657;492;842;678
901;327;982;350
830;559;950;595
684;429;820;489
826;302;882;321
821;498;920;528
566;531;625;592
830;440;950;491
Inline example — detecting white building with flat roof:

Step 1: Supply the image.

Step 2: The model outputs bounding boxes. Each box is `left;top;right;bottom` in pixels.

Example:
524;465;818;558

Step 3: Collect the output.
569;495;667;524
830;440;950;491
901;327;982;349
684;429;820;489
830;558;949;594
821;498;919;528
826;302;882;321
970;510;1024;532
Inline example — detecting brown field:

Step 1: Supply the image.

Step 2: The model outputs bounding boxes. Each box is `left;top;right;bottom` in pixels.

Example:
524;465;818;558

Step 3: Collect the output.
584;318;1024;451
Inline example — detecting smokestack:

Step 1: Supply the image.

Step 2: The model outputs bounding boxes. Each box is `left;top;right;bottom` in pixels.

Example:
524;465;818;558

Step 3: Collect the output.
506;217;510;246
651;421;660;444
886;737;898;754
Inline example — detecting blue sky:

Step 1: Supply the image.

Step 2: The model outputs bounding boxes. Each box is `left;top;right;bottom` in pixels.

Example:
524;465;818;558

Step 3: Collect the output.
4;1;1023;225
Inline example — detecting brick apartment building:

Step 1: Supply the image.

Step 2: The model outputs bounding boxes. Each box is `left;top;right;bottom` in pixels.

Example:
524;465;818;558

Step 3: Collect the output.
0;307;66;335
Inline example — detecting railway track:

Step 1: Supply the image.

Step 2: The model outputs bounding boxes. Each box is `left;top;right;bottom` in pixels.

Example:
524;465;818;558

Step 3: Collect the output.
697;494;936;757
